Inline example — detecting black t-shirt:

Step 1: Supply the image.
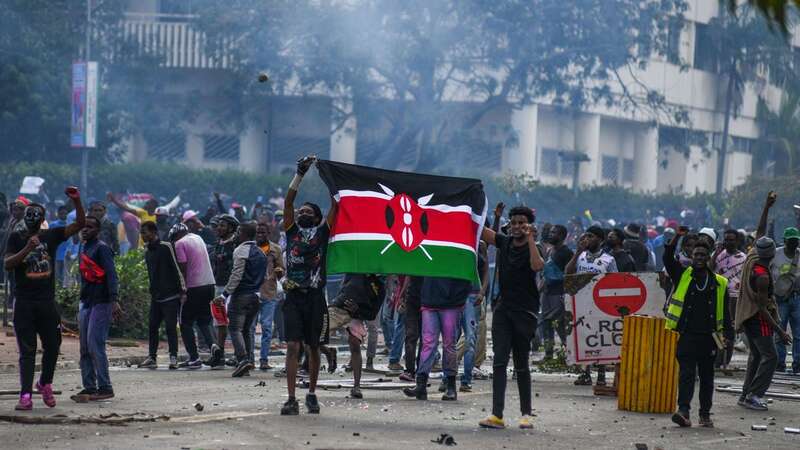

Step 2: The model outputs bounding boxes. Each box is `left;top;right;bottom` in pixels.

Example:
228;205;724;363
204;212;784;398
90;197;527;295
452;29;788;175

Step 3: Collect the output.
285;222;331;289
495;233;539;313
333;274;385;320
544;244;573;295
210;237;237;287
6;227;68;302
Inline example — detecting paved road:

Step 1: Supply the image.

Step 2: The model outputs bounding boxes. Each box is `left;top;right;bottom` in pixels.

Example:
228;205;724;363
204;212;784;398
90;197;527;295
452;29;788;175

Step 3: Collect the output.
1;357;799;450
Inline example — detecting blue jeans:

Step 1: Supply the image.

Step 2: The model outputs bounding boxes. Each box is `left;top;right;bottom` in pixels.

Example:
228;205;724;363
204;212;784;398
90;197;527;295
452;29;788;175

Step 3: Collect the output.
250;299;278;363
459;295;480;384
389;311;406;364
380;302;395;349
79;302;113;391
776;292;800;372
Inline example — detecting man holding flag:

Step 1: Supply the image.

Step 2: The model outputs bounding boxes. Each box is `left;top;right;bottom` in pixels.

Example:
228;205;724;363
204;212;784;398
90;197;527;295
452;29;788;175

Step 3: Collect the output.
280;156;337;416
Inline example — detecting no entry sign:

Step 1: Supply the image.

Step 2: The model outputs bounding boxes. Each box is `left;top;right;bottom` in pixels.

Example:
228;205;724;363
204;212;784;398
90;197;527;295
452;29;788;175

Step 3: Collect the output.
566;272;665;365
592;273;647;317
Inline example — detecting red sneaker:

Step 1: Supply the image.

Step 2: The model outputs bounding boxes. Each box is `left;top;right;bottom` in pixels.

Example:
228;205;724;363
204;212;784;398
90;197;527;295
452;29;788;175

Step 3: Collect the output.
36;381;56;408
15;393;33;411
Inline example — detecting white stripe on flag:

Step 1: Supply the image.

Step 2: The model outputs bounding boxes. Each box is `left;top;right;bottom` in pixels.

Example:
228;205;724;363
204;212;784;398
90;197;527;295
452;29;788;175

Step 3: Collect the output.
330;233;392;243
421;239;476;253
597;288;642;298
335;190;392;201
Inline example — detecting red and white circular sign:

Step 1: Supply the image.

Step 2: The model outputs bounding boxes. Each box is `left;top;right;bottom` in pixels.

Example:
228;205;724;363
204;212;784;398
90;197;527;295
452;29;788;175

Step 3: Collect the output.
591;273;647;317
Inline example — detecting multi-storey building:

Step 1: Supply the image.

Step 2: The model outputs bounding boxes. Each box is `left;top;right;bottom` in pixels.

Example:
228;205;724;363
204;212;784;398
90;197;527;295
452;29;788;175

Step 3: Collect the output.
119;0;798;193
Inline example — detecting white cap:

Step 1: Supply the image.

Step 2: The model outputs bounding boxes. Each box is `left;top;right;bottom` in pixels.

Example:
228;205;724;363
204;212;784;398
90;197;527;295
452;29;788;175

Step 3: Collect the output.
699;227;717;242
154;207;169;216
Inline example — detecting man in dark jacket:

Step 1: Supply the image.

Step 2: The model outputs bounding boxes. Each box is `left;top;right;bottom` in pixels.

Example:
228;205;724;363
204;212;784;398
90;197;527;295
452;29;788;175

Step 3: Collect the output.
664;229;733;428
139;221;186;370
207;214;239;368
403;276;471;402
216;221;266;377
624;223;652;272
326;274;385;399
72;216;121;402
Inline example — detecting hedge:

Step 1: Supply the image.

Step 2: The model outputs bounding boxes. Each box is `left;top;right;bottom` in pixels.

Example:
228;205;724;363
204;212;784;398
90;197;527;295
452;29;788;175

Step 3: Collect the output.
0;161;782;229
57;250;151;339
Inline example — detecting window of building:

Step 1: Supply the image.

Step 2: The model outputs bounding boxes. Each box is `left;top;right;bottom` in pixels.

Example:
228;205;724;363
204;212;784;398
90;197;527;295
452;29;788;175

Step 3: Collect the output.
203;135;240;161
666;20;684;65
712;134;752;153
159;0;196;15
602;155;619;184
622;158;634;184
541;148;561;176
693;23;719;73
145;130;187;161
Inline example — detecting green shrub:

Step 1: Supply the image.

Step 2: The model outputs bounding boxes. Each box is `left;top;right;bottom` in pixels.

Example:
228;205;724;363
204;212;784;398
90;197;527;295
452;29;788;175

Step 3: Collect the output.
56;250;152;340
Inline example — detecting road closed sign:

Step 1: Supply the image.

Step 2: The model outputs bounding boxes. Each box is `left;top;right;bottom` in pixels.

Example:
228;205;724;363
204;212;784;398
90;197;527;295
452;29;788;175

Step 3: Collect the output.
565;272;665;366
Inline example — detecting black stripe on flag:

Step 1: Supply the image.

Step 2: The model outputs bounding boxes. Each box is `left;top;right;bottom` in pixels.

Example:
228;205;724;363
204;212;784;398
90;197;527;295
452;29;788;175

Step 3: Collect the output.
316;160;485;212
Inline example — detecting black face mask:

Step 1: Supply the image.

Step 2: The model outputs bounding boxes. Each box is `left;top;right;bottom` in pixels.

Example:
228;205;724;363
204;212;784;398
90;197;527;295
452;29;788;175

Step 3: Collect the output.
297;215;315;228
24;207;43;231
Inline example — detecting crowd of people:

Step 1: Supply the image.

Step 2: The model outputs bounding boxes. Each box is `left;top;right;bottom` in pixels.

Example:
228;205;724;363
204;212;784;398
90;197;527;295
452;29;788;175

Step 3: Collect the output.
2;158;799;431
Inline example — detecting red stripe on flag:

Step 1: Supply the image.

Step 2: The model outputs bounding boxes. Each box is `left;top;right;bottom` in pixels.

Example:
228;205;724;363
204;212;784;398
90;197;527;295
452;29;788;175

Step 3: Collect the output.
333;196;478;248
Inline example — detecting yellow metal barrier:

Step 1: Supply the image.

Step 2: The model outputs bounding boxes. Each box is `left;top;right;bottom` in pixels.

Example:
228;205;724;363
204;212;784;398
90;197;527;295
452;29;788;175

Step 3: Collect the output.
618;315;678;413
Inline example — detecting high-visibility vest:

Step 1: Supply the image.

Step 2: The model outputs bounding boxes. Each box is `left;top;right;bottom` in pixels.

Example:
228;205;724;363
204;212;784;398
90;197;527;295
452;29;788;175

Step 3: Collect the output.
665;267;727;332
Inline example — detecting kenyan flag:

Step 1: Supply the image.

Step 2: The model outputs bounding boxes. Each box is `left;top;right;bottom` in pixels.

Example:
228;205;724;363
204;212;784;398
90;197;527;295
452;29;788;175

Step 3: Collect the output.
316;160;487;283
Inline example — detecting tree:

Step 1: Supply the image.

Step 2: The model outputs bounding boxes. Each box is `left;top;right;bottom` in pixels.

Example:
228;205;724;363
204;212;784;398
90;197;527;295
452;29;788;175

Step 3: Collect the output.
734;0;800;35
195;0;690;172
702;4;793;193
756;85;800;175
0;0;173;164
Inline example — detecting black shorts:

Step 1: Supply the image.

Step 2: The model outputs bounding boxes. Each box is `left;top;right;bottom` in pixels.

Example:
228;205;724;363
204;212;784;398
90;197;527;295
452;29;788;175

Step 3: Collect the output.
283;288;329;347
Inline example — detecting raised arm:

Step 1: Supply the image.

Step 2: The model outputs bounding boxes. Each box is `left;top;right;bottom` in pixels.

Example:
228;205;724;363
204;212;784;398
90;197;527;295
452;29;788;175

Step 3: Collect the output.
213;192;226;215
162;193;181;212
755;191;777;240
284;155;316;231
491;202;504;232
106;192;137;216
524;224;544;271
480;226;496;247
64;187;85;238
326;195;338;228
565;234;587;275
478;241;490;296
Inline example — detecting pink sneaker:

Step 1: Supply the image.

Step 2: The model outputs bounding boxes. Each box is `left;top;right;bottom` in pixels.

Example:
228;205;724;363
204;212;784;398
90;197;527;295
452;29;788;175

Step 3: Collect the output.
36;382;56;408
15;393;33;411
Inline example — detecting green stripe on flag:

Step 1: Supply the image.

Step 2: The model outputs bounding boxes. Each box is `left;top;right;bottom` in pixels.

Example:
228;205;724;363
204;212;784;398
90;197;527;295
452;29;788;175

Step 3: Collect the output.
327;240;478;283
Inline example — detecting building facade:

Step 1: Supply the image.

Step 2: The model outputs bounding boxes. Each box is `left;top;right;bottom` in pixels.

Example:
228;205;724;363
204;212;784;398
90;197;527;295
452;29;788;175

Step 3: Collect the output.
119;0;797;193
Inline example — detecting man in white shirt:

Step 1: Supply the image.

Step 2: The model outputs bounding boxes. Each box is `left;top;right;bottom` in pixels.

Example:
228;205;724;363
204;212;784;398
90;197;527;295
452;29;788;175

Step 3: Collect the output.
566;225;617;386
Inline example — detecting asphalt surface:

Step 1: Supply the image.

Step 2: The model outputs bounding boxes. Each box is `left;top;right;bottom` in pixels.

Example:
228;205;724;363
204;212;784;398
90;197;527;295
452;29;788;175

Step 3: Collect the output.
1;353;800;450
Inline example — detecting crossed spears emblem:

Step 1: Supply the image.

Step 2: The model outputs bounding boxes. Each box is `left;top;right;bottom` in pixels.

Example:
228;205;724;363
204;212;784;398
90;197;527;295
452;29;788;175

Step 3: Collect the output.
377;183;434;261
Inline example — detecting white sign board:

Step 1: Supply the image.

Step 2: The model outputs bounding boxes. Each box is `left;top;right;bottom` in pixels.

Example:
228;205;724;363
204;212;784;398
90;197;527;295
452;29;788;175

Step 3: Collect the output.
565;272;665;366
85;62;98;148
19;176;45;195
